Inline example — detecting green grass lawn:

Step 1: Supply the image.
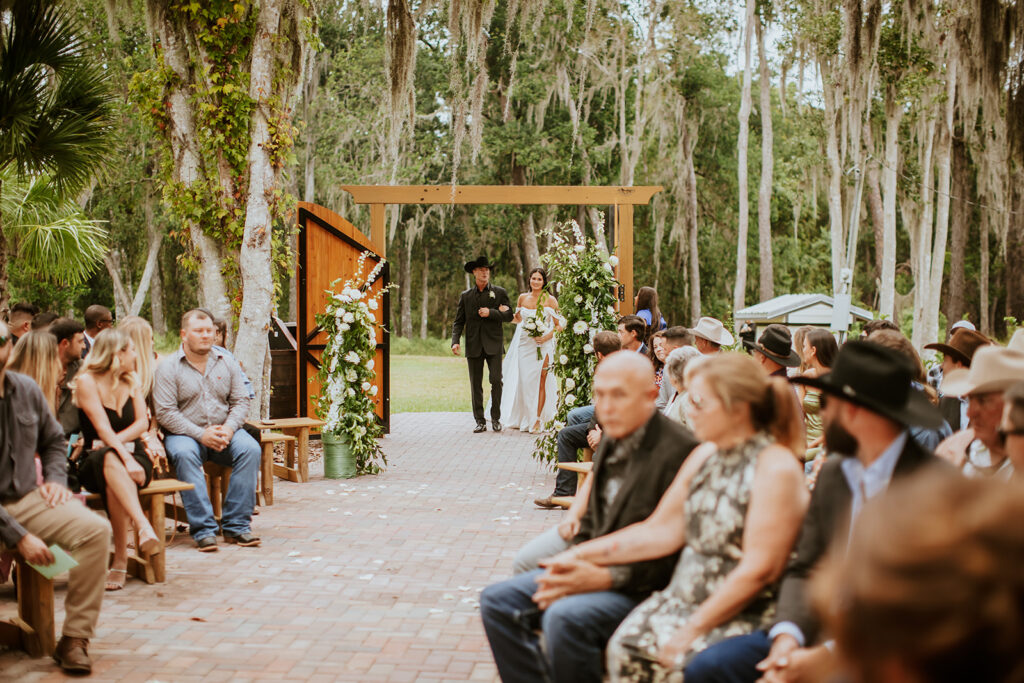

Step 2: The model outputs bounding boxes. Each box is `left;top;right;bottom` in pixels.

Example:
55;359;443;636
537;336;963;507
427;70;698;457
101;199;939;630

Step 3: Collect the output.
390;355;473;413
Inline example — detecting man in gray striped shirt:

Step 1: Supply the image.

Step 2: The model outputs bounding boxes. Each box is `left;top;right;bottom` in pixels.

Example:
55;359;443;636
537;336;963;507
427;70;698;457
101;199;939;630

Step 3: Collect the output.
154;309;261;551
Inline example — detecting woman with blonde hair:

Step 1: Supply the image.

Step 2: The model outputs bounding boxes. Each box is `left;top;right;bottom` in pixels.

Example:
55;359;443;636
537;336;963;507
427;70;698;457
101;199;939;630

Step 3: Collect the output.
118;316;168;472
547;352;809;680
6;330;62;414
72;328;160;590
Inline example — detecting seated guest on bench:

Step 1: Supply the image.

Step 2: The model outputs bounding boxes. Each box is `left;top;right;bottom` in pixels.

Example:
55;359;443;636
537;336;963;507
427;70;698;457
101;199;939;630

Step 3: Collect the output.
481;351;699;683
552;352;808;680
153;309;261;551
0;322;111;674
531;330;621;512
72;329;162;590
51;317;87;438
119;317;170;469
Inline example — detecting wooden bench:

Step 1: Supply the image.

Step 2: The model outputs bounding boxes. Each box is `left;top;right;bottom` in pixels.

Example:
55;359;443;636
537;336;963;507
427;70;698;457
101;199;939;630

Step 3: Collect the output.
248;417;325;483
0;552;55;657
550;448;595;509
255;432;295;506
85;478;194;584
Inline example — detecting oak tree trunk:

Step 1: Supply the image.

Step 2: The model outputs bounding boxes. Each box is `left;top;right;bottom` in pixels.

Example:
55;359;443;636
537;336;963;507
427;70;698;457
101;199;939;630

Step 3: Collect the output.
756;18;774;301
733;0;756;316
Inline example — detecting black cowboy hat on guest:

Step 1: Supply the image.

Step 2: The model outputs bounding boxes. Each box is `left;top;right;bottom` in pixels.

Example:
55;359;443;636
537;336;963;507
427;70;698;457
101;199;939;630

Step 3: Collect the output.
791;341;943;428
464;256;496;274
743;324;800;367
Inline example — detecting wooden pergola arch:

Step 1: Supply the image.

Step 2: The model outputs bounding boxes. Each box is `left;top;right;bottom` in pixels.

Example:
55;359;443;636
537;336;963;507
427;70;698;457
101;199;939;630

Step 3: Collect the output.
341;185;663;308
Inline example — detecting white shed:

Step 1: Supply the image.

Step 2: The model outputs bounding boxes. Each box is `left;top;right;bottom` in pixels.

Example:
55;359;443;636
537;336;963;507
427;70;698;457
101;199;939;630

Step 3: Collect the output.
735;294;874;337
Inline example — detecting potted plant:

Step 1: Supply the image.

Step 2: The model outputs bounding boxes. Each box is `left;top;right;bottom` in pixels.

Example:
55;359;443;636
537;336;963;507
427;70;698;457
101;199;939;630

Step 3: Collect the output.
314;251;391;477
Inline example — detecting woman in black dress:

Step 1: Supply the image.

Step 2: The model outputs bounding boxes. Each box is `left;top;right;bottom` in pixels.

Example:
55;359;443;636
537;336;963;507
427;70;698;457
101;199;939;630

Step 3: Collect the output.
72;329;159;590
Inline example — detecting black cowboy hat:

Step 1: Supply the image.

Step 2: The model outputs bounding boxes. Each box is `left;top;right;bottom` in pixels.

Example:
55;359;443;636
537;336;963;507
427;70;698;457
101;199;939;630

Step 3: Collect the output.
742;324;800;367
790;340;943;428
464;256;496;274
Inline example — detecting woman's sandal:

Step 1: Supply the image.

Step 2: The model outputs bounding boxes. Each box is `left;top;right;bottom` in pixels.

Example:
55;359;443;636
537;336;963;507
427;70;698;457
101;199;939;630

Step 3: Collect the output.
137;527;161;556
105;568;127;591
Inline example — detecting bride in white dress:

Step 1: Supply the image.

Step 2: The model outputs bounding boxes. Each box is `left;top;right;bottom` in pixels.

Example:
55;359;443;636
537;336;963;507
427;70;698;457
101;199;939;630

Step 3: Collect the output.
499;267;564;432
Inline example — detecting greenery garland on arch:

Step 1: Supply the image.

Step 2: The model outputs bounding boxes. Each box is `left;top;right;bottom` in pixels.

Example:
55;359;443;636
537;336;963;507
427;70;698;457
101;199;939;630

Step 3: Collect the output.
532;217;620;465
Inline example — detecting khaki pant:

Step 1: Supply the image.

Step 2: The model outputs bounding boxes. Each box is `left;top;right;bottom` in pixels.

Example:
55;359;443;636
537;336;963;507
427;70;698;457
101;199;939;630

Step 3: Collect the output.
5;489;111;639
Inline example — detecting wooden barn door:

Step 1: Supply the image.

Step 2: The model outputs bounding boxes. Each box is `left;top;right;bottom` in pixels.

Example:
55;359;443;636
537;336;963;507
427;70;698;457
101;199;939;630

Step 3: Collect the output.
296;203;390;432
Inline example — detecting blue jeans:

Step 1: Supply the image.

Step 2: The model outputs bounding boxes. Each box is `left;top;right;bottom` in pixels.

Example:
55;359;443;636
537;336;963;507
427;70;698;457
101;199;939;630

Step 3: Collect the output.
684;630;771;683
567;405;595;427
164;430;261;540
480;569;638;683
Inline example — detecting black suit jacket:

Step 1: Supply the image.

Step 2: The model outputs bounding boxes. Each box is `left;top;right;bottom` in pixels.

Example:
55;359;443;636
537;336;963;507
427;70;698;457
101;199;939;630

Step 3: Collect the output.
573;411;698;600
774;436;944;644
939;395;963;432
451;284;514;357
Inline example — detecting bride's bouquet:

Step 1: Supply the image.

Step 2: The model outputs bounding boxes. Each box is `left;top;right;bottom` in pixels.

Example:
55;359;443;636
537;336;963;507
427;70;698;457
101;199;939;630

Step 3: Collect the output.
521;308;552;360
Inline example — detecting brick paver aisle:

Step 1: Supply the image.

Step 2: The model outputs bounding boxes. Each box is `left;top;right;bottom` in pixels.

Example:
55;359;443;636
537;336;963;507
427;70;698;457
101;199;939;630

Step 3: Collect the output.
0;414;563;682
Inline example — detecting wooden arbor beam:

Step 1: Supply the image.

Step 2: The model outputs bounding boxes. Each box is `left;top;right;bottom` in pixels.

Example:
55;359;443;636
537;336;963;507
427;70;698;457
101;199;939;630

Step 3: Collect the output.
341;185;663;313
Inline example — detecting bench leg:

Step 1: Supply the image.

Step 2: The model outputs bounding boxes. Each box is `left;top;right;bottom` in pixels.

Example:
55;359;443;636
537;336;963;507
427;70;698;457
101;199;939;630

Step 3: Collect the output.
147;493;167;583
297;428;309;483
260;443;274;506
16;560;55;657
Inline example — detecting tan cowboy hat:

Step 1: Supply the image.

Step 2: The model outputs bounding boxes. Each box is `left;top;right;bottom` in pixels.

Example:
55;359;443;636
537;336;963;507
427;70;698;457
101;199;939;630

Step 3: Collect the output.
939;346;1024;397
690;317;734;347
1009;329;1024;353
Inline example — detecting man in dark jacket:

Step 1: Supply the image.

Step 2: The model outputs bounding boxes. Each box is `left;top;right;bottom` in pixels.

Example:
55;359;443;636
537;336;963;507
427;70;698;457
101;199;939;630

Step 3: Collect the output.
683;342;948;683
451;256;514;432
481;351;698;683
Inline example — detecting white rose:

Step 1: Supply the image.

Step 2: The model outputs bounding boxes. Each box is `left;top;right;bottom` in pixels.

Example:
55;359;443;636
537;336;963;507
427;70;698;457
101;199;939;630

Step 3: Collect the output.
352;290;363;300
370;385;379;396
603;263;613;273
368;299;378;310
583;343;594;354
368;312;376;322
342;312;355;323
340;323;350;331
347;388;355;397
607;306;616;315
560;354;569;365
366;359;375;370
609;255;619;266
574;294;583;304
565;393;576;406
573;320;589;335
565;378;576;390
361;381;371;391
339;294;351;304
345;369;357;382
344;351;360;364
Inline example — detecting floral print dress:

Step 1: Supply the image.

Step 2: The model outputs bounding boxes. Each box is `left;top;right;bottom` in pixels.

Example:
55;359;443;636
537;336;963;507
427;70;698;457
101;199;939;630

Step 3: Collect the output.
605;432;778;682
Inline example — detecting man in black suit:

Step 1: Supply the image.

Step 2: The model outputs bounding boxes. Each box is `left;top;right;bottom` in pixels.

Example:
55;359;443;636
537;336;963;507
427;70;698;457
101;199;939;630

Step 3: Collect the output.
480;351;698;683
451;256;514;433
683;342;947;683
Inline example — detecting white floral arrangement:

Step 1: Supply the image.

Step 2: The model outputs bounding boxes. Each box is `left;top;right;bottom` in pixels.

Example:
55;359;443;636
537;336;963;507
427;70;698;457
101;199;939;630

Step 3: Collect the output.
314;251;392;475
533;216;620;464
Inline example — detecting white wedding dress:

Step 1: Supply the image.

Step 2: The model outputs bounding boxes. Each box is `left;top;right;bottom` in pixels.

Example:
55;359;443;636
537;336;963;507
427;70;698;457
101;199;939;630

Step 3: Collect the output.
497;306;560;431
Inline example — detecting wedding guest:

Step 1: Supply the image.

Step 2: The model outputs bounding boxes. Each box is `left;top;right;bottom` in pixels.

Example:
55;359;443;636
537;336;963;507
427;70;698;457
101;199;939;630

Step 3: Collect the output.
661;346;703;427
791;326;815;368
52;317;87;437
812;472;1024;683
1001;381;1024;477
797;328;838;455
923;327;992;431
649;330;667;389
83;304;114;356
153;309;261;551
685;342;946;683
859;318;899;339
634;286;667;336
119;317;168;467
7;301;38;344
656;326;696;409
210;315;256;400
617;315;648;354
554;352;808;679
0;321;111;674
71;329;161;590
691;317;734;355
31;311;59;330
531;331;621;512
738;320;756;349
743;324;799;378
936;346;1024;479
6;330;62;415
482;352;698;683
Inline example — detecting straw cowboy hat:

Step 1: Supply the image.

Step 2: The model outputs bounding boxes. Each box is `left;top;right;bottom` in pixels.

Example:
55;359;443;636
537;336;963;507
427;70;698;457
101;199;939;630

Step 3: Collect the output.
1009;329;1024;353
464;256;496;274
791;341;943;428
924;328;992;366
939;346;1024;397
690;317;735;347
743;324;800;367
